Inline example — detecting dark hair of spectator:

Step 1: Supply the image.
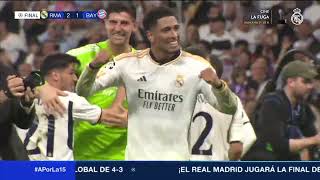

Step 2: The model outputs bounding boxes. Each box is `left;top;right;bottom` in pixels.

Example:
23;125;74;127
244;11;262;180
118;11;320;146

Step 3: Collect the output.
106;2;136;20
246;80;259;92
40;54;79;76
235;40;249;49
143;6;177;31
184;45;209;59
209;54;223;79
198;40;211;53
231;67;246;83
43;40;60;51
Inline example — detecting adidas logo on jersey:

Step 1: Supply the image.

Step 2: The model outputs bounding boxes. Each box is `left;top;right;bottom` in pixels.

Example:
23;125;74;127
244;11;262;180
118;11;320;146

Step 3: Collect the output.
137;76;147;82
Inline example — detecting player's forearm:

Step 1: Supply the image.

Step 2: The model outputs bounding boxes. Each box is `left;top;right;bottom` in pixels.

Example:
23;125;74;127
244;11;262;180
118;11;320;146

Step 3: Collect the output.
211;81;237;114
99;109;128;127
76;66;99;97
113;86;126;106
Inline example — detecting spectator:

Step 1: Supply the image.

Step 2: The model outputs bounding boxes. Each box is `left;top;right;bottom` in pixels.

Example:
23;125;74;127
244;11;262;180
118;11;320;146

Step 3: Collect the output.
0;62;35;160
0;48;13;68
245;81;259;102
37;22;79;53
41;40;60;57
235;49;252;74
231;23;261;53
17;63;32;77
230;67;247;103
249;56;271;99
200;15;235;57
232;40;249;58
197;40;211;56
198;3;222;38
24;38;41;67
255;27;280;64
182;20;200;48
184;45;209;60
303;1;320;26
243;60;320;160
0;17;27;67
293;20;314;50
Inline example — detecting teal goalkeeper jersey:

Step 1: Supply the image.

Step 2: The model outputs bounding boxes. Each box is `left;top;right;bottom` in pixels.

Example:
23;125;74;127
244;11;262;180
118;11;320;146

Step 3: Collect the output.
67;40;133;160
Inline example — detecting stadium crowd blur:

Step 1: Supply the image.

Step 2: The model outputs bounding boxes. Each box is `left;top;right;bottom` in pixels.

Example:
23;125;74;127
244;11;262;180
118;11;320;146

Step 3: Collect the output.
1;1;320;160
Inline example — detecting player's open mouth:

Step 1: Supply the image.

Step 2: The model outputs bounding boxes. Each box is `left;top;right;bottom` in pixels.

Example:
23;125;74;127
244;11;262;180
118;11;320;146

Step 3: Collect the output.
113;34;125;39
168;41;178;46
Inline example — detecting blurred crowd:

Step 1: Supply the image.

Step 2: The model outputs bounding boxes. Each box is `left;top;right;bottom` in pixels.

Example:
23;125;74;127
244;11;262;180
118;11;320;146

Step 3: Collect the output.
0;0;320;123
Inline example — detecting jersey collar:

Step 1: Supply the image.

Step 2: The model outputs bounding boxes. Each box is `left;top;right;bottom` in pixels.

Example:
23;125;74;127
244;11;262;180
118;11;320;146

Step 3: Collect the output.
148;49;182;66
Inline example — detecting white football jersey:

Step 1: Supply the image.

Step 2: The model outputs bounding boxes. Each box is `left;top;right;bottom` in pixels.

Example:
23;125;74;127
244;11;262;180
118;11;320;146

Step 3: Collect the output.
24;92;101;160
190;95;255;160
77;49;237;160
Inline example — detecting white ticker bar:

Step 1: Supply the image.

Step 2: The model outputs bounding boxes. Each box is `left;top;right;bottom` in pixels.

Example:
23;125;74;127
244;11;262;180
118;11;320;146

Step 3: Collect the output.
14;11;40;19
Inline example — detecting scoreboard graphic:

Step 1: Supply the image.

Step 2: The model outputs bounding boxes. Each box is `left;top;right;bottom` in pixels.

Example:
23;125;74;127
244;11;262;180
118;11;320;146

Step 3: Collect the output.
14;10;107;20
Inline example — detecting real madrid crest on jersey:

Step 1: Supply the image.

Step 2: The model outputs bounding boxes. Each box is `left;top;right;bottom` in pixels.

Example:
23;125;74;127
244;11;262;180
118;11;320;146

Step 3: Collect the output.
291;8;303;25
175;75;184;87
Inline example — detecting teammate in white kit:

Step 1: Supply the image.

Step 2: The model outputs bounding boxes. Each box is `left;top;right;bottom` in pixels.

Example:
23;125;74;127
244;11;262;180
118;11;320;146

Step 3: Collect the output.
8;54;127;160
190;95;256;160
75;6;238;160
185;52;256;161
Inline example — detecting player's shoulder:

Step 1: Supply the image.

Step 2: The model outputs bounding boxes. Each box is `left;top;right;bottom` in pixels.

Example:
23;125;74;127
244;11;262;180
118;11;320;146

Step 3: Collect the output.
67;41;105;56
57;91;84;104
114;48;149;62
181;51;212;68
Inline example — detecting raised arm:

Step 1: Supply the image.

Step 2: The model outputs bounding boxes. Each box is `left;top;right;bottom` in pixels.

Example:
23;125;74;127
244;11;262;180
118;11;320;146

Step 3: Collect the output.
76;51;121;97
199;68;237;115
70;94;127;127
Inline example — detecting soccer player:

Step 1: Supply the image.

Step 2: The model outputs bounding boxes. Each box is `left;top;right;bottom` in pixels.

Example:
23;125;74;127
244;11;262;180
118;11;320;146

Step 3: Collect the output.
183;50;256;161
190;94;256;160
75;6;238;160
65;3;136;160
7;54;127;160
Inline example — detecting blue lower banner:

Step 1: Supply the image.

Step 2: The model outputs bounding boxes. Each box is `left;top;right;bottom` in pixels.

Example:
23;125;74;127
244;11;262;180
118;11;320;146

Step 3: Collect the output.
1;161;320;180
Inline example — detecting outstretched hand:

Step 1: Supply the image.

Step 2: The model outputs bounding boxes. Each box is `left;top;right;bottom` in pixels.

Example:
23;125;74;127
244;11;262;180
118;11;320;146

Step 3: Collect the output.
199;68;222;88
99;105;128;128
39;83;67;117
90;50;112;69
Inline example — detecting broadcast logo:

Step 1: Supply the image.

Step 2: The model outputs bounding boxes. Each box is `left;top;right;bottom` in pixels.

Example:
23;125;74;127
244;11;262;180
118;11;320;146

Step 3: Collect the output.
40;10;48;19
97;9;107;19
243;9;271;25
291;8;303;25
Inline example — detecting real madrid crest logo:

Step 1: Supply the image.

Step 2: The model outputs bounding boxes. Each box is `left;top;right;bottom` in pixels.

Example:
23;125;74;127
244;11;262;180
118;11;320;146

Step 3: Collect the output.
175;75;184;87
291;8;303;25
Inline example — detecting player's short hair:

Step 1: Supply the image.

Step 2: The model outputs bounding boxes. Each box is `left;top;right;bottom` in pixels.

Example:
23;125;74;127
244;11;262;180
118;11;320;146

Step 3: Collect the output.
40;53;79;76
106;2;136;19
184;46;209;59
143;6;177;31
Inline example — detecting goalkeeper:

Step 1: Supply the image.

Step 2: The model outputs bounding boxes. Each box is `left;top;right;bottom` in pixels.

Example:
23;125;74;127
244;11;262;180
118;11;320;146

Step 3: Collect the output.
66;3;136;160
